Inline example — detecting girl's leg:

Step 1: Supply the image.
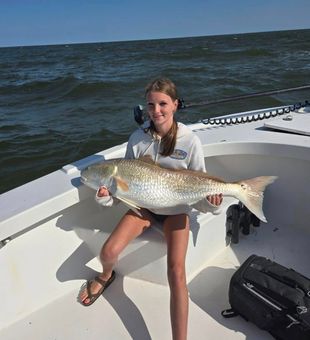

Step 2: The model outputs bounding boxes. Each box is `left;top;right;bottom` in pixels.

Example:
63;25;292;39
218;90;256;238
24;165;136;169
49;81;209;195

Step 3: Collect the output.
79;209;153;305
163;214;190;340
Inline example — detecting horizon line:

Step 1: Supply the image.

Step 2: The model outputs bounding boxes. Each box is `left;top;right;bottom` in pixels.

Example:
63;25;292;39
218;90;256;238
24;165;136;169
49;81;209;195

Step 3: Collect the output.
1;27;309;49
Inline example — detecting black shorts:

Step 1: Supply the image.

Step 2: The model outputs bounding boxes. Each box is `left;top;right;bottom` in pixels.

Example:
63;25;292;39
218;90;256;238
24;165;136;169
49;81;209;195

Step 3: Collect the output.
149;211;168;223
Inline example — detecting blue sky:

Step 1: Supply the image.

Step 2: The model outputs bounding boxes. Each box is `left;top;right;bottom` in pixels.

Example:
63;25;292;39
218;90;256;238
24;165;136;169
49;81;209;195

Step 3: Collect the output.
1;0;309;47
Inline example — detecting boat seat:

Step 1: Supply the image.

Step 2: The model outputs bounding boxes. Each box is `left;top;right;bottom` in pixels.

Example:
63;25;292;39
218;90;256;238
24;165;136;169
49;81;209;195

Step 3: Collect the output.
113;197;238;285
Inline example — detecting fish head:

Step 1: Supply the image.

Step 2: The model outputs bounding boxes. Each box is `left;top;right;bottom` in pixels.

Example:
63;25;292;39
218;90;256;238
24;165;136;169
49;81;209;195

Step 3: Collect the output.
80;161;117;190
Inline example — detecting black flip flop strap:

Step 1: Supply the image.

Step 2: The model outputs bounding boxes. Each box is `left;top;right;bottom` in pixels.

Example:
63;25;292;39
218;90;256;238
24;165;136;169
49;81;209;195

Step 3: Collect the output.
94;276;109;286
95;271;115;286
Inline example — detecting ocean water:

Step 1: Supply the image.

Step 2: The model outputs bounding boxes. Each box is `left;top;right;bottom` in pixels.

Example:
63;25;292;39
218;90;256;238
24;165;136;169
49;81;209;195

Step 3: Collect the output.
0;29;310;193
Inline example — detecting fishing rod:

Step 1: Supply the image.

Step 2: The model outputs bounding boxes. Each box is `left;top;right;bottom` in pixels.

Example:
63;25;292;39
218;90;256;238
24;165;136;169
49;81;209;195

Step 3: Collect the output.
134;84;310;125
177;84;310;109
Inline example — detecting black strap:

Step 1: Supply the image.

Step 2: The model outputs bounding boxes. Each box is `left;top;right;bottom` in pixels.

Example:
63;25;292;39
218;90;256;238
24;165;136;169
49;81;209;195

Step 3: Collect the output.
221;308;239;318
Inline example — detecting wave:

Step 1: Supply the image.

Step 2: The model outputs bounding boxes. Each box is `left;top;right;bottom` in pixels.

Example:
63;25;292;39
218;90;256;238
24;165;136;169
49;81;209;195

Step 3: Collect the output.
61;80;122;99
0;123;28;133
0;75;126;102
0;75;78;95
236;48;274;57
151;46;274;62
208;48;274;59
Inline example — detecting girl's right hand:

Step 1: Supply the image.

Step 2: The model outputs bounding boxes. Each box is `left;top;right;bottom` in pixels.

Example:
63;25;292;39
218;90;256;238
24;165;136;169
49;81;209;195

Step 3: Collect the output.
95;186;114;207
97;186;110;197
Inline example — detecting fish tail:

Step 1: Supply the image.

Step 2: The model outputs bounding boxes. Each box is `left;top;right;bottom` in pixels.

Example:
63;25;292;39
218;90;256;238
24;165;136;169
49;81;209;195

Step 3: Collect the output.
236;176;278;222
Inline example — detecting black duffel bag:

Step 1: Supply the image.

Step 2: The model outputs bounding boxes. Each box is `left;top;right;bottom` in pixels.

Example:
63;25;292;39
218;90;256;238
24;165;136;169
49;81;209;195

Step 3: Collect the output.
221;254;310;340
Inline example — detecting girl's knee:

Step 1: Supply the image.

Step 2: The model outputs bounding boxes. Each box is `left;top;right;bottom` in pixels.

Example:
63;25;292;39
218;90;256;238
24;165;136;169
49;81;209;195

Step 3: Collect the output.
100;242;120;263
167;263;186;287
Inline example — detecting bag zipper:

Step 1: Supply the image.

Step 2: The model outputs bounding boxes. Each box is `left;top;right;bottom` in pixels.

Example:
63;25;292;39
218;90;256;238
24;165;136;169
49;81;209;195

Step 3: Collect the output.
243;282;282;311
243;282;301;328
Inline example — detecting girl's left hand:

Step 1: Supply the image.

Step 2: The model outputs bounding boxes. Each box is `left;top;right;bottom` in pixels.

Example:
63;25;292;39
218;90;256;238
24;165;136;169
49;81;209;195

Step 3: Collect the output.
206;194;223;206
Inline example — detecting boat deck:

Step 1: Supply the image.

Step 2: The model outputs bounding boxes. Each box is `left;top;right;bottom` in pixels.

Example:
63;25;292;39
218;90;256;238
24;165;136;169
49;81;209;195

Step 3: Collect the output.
1;218;308;340
1;105;309;339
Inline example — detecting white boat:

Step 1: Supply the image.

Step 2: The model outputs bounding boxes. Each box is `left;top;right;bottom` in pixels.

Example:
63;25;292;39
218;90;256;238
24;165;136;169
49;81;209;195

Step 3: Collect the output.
1;101;309;339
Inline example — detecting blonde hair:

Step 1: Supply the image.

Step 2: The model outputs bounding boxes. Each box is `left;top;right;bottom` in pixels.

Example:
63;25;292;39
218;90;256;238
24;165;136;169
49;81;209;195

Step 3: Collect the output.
145;78;178;157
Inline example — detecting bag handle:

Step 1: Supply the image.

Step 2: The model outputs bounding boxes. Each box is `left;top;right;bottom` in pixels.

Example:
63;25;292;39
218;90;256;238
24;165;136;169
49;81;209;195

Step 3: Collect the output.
221;308;239;318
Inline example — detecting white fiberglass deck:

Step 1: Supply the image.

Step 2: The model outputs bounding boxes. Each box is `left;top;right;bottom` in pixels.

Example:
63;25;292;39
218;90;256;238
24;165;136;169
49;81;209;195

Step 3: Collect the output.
1;217;309;340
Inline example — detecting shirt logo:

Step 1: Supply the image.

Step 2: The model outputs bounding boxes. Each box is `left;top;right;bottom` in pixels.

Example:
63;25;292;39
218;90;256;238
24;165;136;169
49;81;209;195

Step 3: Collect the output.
170;149;187;160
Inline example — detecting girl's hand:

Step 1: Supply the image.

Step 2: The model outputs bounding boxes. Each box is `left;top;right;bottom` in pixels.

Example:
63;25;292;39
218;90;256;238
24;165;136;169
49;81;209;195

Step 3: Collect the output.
206;194;223;206
97;186;110;197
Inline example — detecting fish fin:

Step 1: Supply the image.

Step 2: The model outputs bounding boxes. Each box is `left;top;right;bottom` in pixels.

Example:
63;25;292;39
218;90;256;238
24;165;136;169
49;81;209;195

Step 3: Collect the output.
167;167;227;183
114;177;129;192
191;198;209;213
130;208;143;217
138;155;159;166
191;198;220;214
190;170;226;183
236;176;278;223
116;196;141;210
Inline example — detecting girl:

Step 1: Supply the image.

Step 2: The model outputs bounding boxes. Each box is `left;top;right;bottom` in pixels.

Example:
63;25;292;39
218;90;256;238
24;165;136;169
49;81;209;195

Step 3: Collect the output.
78;78;222;340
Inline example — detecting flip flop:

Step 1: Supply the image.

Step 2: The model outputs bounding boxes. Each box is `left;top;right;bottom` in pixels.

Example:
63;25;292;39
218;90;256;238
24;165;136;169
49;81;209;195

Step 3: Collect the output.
79;271;116;306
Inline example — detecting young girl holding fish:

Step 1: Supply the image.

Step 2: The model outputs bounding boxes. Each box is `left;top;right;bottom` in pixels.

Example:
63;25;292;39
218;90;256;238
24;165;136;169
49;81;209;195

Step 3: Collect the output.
78;78;222;340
